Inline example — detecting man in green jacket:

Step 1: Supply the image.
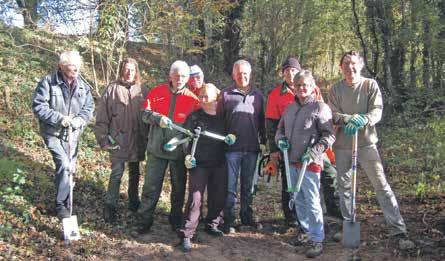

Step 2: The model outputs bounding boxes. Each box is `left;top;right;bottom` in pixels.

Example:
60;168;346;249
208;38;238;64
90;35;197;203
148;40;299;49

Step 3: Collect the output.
137;60;200;234
328;51;414;250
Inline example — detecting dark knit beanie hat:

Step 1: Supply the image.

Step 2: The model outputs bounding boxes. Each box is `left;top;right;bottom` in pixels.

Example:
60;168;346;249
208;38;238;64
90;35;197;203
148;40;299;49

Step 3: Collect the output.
281;57;302;72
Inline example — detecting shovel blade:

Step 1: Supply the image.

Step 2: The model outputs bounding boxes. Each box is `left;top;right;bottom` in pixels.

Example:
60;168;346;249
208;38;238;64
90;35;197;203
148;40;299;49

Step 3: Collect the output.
342;220;360;248
62;215;81;242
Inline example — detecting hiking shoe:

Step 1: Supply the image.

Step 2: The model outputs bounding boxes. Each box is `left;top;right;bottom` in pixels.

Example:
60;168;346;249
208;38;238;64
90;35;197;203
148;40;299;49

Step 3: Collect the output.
128;200;140;212
57;207;70;220
286;219;299;228
182;238;192;252
394;233;415;250
205;225;224;237
103;206;117;223
221;224;236;234
241;218;259;229
137;220;153;235
290;232;310;246
333;232;342;242
306;241;323;258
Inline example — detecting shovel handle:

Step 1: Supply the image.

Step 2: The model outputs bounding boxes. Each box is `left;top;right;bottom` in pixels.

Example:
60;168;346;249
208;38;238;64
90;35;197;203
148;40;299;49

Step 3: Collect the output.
350;132;358;222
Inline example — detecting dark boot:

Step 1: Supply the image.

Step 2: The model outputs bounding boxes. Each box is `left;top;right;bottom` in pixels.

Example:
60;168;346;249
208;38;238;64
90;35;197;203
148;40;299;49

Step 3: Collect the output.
103;204;117;223
128;162;141;212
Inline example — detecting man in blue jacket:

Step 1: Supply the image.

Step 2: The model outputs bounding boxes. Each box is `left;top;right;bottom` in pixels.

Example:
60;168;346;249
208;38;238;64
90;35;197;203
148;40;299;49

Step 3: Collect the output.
217;59;266;233
32;50;94;219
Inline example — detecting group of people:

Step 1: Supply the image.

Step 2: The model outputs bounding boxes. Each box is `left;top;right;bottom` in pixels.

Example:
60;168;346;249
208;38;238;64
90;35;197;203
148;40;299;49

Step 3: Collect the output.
32;50;415;258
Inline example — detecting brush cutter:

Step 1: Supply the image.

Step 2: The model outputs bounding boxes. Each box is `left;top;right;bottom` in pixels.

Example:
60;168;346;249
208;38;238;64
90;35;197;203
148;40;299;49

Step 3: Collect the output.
342;132;360;248
62;126;80;242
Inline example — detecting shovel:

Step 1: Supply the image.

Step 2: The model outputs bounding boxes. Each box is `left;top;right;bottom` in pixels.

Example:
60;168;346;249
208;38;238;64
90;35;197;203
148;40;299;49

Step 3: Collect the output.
62;126;81;243
342;132;360;248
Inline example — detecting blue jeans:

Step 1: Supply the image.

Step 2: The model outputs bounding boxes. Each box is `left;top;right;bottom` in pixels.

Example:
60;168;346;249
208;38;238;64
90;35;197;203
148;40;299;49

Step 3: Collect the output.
224;151;258;225
291;166;324;243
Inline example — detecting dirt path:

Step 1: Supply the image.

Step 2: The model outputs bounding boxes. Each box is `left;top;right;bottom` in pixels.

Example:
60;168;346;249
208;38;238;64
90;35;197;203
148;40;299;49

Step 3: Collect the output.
92;177;444;261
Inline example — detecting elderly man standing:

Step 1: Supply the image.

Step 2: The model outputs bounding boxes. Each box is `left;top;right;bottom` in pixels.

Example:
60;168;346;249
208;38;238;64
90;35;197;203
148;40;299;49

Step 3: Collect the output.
32;50;94;219
217;59;266;233
94;58;148;223
137;60;200;234
187;64;205;97
328;51;414;250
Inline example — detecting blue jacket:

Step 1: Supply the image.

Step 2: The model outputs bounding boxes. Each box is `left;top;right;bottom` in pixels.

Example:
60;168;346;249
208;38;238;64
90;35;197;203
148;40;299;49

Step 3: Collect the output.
32;70;94;138
216;84;266;152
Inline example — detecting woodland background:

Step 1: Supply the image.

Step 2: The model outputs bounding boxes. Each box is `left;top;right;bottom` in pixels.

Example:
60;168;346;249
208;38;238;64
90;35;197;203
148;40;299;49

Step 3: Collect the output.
0;0;444;260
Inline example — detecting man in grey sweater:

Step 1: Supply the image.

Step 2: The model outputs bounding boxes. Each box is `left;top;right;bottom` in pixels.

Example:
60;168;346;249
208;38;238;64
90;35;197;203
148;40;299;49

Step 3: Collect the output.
328;51;414;250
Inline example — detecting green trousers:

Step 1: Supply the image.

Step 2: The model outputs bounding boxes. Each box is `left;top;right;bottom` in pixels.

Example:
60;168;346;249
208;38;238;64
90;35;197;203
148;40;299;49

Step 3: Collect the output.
138;153;187;229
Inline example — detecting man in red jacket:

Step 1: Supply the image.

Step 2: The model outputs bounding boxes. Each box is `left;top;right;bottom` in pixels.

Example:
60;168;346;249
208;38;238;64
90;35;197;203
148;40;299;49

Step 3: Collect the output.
137;60;200;234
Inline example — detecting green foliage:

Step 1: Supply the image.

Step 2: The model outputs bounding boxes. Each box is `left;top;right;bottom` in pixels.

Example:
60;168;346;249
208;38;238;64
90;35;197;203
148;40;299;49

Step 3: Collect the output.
382;116;445;197
0;159;31;241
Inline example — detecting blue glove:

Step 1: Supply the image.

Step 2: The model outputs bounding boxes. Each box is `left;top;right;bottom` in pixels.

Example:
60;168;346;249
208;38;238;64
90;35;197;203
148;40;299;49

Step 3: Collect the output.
349;114;368;129
301;148;317;163
343;122;359;136
277;138;290;151
159;116;172;129
224;134;236;145
184;155;196;169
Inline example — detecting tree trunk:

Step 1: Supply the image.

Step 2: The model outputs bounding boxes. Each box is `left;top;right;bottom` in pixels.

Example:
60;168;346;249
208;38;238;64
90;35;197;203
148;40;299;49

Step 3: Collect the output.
16;0;39;28
223;0;246;75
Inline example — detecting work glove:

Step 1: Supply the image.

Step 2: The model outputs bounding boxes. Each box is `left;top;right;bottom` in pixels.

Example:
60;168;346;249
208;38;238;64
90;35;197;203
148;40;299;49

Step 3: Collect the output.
106;135;120;151
184;154;196;169
71;117;86;129
260;144;267;155
349;114;368;129
343;114;353;124
224;134;236;145
277;137;290;151
343;122;359;136
61;116;72;127
159;116;172;129
301;148;317;163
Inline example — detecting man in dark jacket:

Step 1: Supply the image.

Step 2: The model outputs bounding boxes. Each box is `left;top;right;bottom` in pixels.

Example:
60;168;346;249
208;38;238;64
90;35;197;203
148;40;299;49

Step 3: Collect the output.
137;60;200;233
94;58;149;223
32;50;94;219
217;59;266;233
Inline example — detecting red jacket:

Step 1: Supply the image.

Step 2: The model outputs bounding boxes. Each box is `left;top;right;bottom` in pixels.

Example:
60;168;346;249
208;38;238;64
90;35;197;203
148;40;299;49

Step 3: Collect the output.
141;83;200;124
142;83;200;159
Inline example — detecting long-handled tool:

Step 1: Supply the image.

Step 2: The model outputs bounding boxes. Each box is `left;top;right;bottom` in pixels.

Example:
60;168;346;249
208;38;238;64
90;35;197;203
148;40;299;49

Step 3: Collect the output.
343;132;360;248
167;121;236;145
62;126;81;243
294;135;316;193
163;135;192;151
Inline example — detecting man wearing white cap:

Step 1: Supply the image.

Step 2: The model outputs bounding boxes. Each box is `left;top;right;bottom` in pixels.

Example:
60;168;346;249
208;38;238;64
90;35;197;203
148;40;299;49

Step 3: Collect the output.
188;64;205;97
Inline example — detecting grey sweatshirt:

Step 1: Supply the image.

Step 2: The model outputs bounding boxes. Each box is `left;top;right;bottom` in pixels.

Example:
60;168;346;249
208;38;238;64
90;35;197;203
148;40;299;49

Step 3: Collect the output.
328;77;383;149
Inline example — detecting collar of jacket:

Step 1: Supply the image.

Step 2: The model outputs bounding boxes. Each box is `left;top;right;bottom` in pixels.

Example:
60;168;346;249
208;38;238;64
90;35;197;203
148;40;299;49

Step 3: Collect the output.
54;70;83;90
229;84;256;96
168;81;186;95
295;94;317;106
280;81;294;96
114;81;142;105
